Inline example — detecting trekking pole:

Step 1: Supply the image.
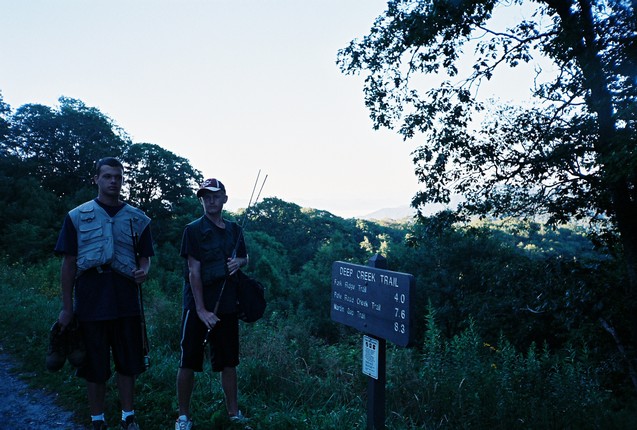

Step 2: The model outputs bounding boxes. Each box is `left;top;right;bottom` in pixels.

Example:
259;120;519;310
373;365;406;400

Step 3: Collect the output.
204;172;267;345
130;219;150;369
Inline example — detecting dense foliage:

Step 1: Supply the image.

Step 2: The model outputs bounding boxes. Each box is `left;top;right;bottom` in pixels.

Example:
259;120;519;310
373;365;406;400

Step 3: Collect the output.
1;93;636;427
337;0;637;295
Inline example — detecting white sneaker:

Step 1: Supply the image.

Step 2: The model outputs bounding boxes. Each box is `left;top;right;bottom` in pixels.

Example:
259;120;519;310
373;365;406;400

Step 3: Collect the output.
175;417;193;430
229;410;249;423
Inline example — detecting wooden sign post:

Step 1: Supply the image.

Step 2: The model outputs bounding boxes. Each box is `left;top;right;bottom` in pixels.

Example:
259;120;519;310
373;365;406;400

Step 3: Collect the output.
331;254;415;429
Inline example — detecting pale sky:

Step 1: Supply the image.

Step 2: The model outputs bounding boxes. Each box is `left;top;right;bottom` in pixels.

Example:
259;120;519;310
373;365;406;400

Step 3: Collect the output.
1;1;538;218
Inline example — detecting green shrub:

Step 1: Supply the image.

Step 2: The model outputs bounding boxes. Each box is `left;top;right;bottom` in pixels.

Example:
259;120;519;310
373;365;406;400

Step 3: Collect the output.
0;258;634;430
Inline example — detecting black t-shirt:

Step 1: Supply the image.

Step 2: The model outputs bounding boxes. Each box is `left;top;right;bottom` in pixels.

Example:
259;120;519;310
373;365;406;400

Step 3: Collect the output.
54;199;155;321
180;216;247;313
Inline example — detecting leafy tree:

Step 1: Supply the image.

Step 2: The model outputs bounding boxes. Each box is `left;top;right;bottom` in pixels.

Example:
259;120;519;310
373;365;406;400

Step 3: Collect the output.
241;230;293;314
122;142;202;221
249;198;348;270
0;95;205;256
390;211;634;394
291;230;366;342
3;97;129;197
337;0;637;292
0;92;9;143
338;0;637;393
0;162;61;262
156;195;203;249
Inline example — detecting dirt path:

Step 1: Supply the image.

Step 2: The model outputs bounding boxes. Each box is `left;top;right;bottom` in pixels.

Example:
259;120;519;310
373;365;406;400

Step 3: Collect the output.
0;352;85;429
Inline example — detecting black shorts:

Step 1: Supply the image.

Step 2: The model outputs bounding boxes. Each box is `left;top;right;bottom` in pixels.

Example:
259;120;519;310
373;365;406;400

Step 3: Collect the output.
178;310;239;372
77;316;145;383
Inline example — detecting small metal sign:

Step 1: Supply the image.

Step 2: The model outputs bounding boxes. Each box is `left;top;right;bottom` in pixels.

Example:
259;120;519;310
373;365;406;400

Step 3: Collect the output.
331;261;414;347
362;335;379;379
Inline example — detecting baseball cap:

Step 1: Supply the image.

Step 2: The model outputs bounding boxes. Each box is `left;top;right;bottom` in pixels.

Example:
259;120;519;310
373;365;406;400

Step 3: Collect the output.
197;178;226;197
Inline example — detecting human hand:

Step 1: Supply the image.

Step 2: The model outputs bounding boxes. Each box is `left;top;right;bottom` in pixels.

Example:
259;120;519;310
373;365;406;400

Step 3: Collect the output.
58;309;73;331
227;257;243;276
132;268;147;284
197;308;220;329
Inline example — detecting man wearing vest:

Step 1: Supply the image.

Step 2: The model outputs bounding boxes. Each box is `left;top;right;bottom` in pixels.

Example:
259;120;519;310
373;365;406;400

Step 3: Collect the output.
54;157;154;430
175;178;249;430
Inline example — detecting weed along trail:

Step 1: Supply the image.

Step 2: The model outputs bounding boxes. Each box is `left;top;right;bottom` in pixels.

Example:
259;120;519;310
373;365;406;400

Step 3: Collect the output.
0;351;84;429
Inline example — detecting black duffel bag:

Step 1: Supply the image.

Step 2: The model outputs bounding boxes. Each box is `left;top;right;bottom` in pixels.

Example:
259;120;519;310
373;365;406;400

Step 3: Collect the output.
234;270;266;323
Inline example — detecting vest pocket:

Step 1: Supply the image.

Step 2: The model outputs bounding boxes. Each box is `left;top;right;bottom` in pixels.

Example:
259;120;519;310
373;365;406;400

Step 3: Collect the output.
79;223;103;242
113;252;135;276
115;222;134;248
76;242;105;269
77;223;108;271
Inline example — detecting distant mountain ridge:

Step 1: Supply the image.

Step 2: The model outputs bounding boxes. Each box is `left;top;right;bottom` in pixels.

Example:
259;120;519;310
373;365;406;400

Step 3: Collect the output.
359;202;453;220
360;205;416;220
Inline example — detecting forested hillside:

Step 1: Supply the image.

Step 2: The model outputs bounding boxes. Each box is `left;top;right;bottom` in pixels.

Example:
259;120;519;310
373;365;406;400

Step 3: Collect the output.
1;93;635;428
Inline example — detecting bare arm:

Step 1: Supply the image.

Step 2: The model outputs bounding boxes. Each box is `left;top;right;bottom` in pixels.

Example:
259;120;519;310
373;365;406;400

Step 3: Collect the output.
58;255;76;329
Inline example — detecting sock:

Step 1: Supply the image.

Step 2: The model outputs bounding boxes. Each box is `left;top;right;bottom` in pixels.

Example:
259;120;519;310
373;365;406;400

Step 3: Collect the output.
122;410;135;421
91;413;105;422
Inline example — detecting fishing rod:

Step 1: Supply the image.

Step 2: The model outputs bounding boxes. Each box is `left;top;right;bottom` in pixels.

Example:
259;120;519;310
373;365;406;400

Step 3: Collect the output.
204;172;268;345
232;171;268;258
214;171;268;311
130;219;150;369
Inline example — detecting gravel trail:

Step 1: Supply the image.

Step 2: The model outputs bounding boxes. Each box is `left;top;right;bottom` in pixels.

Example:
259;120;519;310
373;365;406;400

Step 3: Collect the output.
0;352;85;429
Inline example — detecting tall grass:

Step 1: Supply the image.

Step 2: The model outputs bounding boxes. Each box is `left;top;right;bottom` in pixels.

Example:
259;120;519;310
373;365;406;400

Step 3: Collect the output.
0;259;634;429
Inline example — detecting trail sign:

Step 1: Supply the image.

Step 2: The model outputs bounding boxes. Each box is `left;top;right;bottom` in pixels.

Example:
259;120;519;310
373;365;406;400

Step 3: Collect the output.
331;261;414;347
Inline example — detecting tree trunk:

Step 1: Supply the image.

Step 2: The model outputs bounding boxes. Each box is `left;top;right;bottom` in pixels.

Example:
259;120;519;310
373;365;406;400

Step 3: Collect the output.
600;318;637;393
546;0;637;395
547;0;637;292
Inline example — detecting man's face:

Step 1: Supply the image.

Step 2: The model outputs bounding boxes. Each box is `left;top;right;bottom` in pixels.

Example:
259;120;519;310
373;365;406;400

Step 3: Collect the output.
199;190;227;215
94;165;123;198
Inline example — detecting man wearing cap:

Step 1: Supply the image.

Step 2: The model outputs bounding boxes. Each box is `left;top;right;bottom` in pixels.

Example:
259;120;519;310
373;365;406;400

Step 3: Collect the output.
54;157;154;430
175;178;249;430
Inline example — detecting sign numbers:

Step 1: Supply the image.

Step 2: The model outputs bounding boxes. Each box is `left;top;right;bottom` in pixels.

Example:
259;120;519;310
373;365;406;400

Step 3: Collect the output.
331;261;414;347
394;322;406;334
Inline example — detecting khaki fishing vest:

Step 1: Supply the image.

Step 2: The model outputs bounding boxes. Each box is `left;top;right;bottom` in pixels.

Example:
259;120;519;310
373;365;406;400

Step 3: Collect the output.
69;200;151;279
